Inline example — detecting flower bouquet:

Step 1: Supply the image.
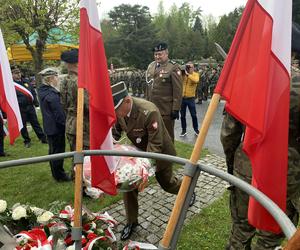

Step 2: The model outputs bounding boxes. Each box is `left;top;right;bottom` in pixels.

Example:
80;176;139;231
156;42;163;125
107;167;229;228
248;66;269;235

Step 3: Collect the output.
83;144;153;196
113;144;153;192
0;200;118;249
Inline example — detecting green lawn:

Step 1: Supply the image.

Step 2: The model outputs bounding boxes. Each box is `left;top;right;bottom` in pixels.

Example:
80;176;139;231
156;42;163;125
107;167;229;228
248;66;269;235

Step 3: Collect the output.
0;119;232;249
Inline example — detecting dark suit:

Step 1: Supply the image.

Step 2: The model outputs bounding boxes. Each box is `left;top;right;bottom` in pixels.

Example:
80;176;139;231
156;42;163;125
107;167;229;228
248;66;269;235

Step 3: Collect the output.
113;97;181;223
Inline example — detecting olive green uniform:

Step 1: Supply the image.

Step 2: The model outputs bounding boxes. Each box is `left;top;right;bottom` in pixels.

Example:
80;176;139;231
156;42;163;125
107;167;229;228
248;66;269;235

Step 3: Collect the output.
220;68;300;250
60;71;90;150
113;97;181;224
147;60;183;141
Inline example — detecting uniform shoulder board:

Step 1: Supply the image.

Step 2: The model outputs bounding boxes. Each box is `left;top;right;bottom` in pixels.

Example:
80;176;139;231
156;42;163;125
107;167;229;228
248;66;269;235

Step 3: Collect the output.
169;60;177;65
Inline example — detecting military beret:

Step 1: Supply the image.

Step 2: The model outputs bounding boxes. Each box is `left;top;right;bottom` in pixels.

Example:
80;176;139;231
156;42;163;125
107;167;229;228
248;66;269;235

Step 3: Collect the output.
111;81;128;109
292;22;300;54
39;67;58;77
153;42;168;52
11;65;21;74
61;49;78;63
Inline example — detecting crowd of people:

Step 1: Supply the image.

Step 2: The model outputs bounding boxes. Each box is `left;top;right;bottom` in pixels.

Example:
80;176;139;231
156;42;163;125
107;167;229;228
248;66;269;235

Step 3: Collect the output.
0;22;299;247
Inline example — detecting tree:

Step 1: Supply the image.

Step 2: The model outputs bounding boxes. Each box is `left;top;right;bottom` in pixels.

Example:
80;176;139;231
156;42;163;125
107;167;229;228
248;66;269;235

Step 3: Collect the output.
0;0;78;81
107;4;155;69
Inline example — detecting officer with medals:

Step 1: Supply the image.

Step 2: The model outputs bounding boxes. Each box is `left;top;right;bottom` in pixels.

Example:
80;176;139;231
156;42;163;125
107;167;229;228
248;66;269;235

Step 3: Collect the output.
111;81;195;241
11;66;47;148
146;42;183;142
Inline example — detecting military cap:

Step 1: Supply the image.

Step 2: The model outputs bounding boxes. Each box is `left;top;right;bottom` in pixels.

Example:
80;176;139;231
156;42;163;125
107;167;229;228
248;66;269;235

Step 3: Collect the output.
153;42;168;52
292;22;300;54
39;67;58;77
11;65;21;74
61;49;78;63
111;81;128;109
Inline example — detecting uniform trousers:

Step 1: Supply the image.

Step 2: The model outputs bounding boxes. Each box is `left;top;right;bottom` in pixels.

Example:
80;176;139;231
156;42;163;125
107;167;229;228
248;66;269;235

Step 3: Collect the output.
123;159;181;224
161;115;175;142
20;106;46;143
228;146;300;250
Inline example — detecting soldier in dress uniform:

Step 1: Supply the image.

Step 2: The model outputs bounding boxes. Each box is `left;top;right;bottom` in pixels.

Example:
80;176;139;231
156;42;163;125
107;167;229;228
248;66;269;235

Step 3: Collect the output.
146;42;183;141
221;22;300;250
60;49;90;151
12;66;47;148
111;81;195;241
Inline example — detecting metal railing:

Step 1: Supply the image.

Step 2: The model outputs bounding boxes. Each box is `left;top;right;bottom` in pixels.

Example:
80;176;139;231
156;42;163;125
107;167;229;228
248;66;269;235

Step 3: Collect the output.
0;150;296;248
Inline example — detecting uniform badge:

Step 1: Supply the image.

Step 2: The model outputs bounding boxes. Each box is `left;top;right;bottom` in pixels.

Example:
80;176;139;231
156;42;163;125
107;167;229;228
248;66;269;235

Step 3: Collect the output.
159;73;163;77
136;138;142;144
152;122;158;130
143;110;149;115
24;83;29;88
177;70;181;75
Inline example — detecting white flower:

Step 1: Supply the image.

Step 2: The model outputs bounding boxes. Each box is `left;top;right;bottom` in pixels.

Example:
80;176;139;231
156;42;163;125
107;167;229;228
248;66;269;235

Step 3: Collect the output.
37;211;54;224
12;206;27;220
30;206;44;216
0;200;7;213
66;244;75;250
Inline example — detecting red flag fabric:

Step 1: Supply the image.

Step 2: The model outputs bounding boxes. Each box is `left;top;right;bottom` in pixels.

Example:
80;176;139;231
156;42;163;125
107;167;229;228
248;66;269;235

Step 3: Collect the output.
78;0;117;195
0;29;23;144
215;0;292;233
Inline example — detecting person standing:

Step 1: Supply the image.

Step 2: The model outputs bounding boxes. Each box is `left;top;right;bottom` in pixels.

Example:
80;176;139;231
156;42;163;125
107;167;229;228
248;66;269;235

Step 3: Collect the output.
60;49;90;151
11;66;47;148
111;81;195;241
146;42;183;141
37;68;70;182
180;62;200;137
221;28;300;249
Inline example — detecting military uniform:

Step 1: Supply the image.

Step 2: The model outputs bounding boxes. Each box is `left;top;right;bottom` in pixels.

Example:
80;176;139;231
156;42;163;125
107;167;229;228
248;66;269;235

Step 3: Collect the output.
147;59;182;141
113;97;181;224
14;77;47;146
220;67;300;250
60;72;90;150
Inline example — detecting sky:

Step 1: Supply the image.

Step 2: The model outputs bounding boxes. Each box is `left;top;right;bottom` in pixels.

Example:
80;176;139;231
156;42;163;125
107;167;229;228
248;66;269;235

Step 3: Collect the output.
97;0;247;19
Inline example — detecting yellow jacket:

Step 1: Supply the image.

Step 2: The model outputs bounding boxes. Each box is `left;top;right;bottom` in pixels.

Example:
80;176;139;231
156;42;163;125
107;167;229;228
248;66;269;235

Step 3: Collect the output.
182;71;200;98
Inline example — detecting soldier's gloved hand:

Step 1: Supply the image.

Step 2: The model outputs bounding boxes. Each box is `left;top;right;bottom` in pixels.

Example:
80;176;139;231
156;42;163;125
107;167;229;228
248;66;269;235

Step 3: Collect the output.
171;110;179;120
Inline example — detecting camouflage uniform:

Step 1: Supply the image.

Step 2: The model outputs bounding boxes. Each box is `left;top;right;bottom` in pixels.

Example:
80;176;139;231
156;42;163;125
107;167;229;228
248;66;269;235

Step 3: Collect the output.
221;68;300;250
60;71;90;151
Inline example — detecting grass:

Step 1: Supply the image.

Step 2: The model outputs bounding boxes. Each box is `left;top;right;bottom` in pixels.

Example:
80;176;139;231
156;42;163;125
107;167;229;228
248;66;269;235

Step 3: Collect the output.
0;116;233;249
178;192;231;250
0;116;208;212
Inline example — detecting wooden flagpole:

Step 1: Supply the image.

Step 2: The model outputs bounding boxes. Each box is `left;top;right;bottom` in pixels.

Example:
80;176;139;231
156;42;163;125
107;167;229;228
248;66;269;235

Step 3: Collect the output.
160;93;221;248
284;231;300;249
73;88;84;232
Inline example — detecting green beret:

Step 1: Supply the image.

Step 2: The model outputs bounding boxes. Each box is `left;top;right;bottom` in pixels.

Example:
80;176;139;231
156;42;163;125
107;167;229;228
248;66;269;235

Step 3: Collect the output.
153;42;168;52
61;49;78;63
111;81;128;109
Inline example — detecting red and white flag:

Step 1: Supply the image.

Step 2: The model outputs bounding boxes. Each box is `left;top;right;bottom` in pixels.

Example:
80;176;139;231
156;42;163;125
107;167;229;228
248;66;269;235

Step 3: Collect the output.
215;0;292;233
0;29;22;144
78;0;117;195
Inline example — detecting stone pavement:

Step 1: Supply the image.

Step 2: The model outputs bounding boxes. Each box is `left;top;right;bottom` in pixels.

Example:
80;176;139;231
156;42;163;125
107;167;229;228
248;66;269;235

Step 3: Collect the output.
106;154;228;247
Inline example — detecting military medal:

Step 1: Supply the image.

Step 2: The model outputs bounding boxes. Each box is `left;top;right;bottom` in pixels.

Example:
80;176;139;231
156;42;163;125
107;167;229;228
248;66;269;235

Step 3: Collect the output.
136;138;142;144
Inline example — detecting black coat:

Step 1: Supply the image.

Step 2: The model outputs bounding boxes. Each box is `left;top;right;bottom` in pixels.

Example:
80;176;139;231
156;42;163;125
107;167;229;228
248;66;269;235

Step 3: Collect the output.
38;84;65;136
15;79;39;110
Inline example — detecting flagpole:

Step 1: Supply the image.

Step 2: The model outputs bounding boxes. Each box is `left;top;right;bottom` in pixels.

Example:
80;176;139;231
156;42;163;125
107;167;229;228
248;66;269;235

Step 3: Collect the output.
73;88;84;249
160;93;221;248
284;231;300;249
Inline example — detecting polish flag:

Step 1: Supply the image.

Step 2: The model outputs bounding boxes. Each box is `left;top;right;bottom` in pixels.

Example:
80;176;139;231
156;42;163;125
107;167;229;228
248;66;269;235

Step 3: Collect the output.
78;0;117;195
0;29;22;144
215;0;291;232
